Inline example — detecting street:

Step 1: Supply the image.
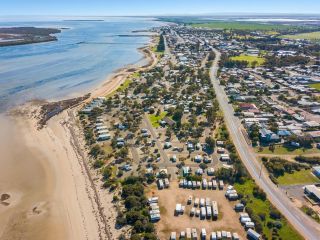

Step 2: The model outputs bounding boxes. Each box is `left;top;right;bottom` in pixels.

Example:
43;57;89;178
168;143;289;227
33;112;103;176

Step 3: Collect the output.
210;49;320;240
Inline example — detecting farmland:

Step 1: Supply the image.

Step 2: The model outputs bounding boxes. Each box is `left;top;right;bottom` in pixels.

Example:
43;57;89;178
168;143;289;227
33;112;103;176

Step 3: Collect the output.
280;31;320;41
190;21;292;31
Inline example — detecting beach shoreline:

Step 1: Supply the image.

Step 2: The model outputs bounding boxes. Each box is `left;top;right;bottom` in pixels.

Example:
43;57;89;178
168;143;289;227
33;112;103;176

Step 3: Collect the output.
90;38;158;99
0;33;159;240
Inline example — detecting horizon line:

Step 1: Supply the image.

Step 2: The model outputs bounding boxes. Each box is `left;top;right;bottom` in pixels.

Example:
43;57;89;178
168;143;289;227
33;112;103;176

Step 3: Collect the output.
1;12;320;18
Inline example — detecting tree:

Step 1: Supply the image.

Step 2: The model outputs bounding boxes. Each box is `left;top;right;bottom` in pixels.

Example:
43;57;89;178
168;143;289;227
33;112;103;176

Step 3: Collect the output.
144;222;155;233
199;163;208;170
172;108;183;123
253;186;267;201
208;51;216;61
126;210;146;225
249;124;260;146
89;144;104;158
269;144;275;153
157;34;165;52
270;207;282;220
93;159;104;169
102;167;113;180
205;137;215;152
122;184;144;198
251;60;258;68
133;220;144;233
206;107;217;124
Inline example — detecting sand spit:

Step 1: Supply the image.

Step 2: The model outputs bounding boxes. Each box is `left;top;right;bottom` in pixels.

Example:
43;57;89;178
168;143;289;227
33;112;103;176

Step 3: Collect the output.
0;36;158;240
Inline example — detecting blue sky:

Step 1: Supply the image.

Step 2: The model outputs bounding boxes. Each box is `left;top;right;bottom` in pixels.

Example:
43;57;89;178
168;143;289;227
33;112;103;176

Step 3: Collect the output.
2;0;320;16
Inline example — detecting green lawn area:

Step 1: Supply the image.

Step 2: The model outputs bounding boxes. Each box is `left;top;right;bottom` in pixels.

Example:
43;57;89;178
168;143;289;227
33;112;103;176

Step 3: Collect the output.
117;79;132;92
277;169;320;185
309;83;320;91
106;79;133;98
280;31;320;41
256;145;320;155
230;55;265;67
190;21;291;31
235;180;303;240
148;112;167;127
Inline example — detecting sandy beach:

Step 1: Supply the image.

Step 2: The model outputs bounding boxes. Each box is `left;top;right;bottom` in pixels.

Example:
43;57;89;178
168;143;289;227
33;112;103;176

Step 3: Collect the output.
0;37;158;240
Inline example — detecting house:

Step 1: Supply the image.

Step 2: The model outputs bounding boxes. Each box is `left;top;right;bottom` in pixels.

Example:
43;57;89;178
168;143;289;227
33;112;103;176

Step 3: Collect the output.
260;128;280;143
194;155;203;163
303;121;320;129
182;166;190;176
304;185;320;204
163;117;176;127
307;131;320;141
239;103;258;111
247;229;261;240
312;166;320;178
277;130;291;137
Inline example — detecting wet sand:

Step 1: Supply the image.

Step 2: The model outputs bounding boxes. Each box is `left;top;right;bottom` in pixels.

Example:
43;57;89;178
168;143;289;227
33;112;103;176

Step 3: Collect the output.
0;38;158;240
0;107;103;240
0;112;68;240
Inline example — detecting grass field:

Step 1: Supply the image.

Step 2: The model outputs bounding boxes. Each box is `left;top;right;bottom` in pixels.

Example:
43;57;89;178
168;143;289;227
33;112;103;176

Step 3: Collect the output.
277;169;320;185
234;180;303;240
106;79;133;98
230;55;265;67
148;112;167;127
280;31;320;41
190;21;291;31
256;145;320;155
309;83;320;91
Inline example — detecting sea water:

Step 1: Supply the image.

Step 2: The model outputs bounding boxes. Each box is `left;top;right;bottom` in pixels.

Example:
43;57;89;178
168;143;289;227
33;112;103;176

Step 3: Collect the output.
0;17;162;111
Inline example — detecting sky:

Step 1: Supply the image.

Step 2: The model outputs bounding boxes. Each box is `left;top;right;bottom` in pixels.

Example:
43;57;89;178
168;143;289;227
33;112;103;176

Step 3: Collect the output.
2;0;320;16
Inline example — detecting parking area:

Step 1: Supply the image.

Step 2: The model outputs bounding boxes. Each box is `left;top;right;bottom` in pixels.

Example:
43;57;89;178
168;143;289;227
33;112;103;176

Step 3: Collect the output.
148;181;246;239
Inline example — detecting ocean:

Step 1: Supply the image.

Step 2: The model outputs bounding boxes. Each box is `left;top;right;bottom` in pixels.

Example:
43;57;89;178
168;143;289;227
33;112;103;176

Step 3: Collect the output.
0;17;162;111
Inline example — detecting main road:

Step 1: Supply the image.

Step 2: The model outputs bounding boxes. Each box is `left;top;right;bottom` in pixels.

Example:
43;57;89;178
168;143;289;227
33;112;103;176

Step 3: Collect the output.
210;49;320;240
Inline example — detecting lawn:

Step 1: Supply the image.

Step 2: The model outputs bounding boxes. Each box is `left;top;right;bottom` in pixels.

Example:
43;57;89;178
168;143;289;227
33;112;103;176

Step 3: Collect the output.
230;55;265;67
277;169;320;185
148;112;167;127
117;79;132;92
280;31;320;41
106;79;133;98
309;83;320;91
234;180;303;240
190;21;291;31
256;145;320;155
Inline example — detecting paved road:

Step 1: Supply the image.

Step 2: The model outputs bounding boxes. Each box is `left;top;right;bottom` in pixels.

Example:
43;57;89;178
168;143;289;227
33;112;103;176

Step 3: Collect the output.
210;49;320;240
143;114;170;166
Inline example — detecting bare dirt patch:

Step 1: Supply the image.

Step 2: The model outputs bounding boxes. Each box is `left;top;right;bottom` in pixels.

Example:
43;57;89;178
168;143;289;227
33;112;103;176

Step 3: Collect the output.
148;182;246;239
